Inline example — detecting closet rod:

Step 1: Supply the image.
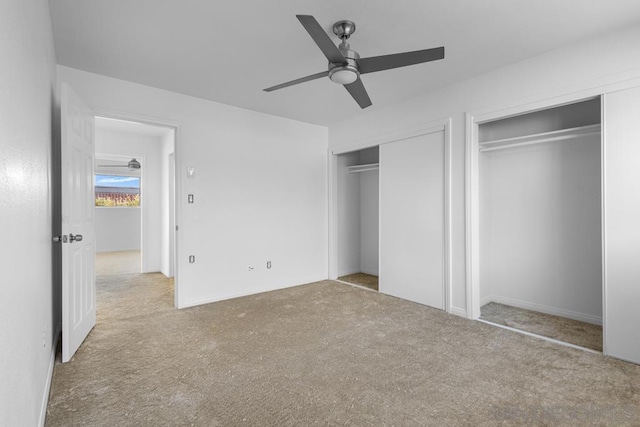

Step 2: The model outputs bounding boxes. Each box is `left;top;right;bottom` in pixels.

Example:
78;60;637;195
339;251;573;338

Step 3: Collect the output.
479;124;600;153
347;163;379;173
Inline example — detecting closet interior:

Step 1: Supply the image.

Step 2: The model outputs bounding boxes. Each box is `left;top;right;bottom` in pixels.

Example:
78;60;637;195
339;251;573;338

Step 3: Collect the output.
478;98;603;351
337;146;379;291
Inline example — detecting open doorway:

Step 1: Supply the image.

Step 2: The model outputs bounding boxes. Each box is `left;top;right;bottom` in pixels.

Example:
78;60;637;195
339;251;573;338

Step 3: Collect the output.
93;116;177;313
94;153;142;275
335;146;380;291
474;98;603;352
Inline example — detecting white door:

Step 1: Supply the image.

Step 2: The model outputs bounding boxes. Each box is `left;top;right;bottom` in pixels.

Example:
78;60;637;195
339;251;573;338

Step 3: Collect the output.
379;131;445;309
603;87;640;364
61;83;96;363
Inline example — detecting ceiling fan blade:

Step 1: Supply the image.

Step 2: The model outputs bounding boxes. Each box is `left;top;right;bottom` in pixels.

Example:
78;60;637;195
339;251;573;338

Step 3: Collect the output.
263;71;328;92
357;46;444;75
97;164;128;167
296;15;347;65
344;77;372;109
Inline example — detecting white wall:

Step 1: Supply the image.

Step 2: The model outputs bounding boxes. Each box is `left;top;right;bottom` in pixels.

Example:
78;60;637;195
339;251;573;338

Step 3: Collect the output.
337;152;361;276
360;170;379;276
359;147;379;276
95;208;141;253
95;127;165;271
329;23;640;316
0;0;57;425
480;134;602;323
59;66;328;307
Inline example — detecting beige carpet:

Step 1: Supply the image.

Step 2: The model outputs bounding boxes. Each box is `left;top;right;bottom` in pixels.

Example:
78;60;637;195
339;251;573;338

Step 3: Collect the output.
46;275;640;425
338;272;379;291
95;250;141;276
481;302;603;352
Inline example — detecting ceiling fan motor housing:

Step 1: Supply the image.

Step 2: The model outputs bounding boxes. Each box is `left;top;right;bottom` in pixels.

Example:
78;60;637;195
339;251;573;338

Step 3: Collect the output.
328;42;360;85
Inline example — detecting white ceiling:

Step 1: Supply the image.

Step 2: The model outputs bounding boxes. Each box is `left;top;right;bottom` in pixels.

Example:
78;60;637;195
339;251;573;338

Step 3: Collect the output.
50;0;640;126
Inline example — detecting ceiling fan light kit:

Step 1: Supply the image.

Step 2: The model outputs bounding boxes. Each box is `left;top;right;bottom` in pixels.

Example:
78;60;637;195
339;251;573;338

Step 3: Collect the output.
128;158;141;170
264;15;445;109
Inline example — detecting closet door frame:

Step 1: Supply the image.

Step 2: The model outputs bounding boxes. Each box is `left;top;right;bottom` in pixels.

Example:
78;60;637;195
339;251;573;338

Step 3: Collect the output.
465;93;606;348
328;118;453;313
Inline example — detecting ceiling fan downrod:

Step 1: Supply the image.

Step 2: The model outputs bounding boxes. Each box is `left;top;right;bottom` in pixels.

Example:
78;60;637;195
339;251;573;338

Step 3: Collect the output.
329;20;360;85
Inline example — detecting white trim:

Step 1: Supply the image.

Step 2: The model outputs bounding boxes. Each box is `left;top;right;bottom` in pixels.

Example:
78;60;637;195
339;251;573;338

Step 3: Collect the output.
600;95;608;355
480;295;602;326
443;118;453;314
327;148;338;280
465;113;480;319
180;276;327;308
39;324;61;427
449;306;467;318
139;155;148;272
479;295;493;307
477;319;601;355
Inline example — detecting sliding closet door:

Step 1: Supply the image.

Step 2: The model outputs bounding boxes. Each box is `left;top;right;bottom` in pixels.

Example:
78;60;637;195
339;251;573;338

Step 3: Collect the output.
604;87;640;364
379;131;444;309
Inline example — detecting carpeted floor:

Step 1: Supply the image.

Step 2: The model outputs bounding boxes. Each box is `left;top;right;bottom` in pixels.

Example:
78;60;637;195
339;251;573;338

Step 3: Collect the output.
338;272;379;291
95;250;141;276
480;302;603;352
46;275;640;426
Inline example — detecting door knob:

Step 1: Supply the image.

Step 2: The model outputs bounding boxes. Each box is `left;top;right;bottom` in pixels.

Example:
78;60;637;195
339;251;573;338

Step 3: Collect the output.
69;233;83;243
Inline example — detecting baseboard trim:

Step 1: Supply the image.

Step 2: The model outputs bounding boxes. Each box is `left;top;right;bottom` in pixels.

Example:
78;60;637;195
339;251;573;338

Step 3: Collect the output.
180;276;327;309
359;269;379;277
449;306;467;318
479;295;493;307
39;323;60;427
482;295;602;326
336;270;362;278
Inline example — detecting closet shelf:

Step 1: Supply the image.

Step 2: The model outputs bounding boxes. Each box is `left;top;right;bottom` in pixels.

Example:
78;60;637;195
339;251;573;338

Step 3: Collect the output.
479;124;601;153
347;163;379;173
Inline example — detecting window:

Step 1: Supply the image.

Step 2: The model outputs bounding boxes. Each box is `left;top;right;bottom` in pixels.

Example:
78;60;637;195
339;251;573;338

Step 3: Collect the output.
95;174;140;207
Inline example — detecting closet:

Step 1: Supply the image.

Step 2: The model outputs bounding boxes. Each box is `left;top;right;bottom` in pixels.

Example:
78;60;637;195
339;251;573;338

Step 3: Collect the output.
337;146;380;291
334;127;447;311
478;98;603;351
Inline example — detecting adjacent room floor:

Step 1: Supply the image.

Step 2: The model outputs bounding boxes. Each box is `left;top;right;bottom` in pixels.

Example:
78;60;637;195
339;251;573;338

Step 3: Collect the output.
337;272;379;291
46;273;640;425
95;250;141;276
480;302;603;352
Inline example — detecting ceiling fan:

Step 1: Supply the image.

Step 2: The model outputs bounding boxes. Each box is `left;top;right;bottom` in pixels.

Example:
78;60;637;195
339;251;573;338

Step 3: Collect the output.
97;158;141;171
264;15;445;109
